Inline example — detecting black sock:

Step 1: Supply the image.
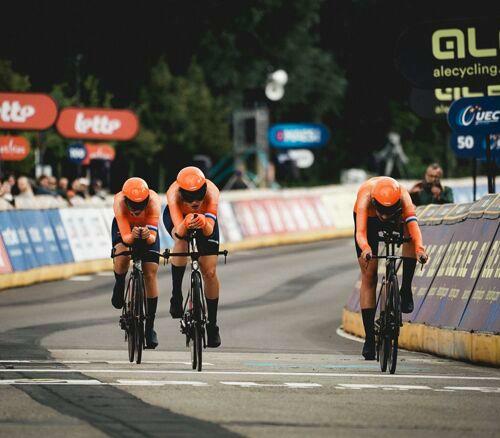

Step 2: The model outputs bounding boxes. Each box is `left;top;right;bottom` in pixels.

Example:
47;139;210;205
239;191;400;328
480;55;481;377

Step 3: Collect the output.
361;308;376;340
112;272;126;307
401;258;417;294
171;264;186;299
206;298;219;326
146;297;158;331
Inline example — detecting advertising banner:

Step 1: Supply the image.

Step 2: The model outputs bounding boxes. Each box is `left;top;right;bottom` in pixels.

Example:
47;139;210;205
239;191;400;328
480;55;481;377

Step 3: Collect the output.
56;108;139;141
0;235;12;274
414;218;498;328
449;133;500;159
395;18;499;89
0;136;30;161
58;208;91;261
46;209;74;263
0;92;58;130
6;211;39;270
269;124;330;148
448;96;500;136
217;201;243;242
0;212;26;271
404;224;456;322
16;210;57;266
67;142;87;164
82;144;115;165
459;224;499;333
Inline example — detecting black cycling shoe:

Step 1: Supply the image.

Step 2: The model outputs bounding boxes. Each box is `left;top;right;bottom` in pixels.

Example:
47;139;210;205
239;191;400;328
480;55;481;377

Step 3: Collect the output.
206;324;221;348
145;328;158;349
169;296;183;319
111;287;125;309
401;287;414;314
362;336;376;360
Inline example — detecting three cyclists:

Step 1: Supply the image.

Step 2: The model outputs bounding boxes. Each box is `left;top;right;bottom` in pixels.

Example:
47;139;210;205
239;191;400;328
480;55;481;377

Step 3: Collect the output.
354;176;428;360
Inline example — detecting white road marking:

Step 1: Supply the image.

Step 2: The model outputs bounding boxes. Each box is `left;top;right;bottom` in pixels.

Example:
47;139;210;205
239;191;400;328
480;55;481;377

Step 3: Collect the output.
221;381;321;388
96;271;114;277
0;379;102;385
0;360;213;366
1;368;499;381
69;275;94;281
337;384;431;391
116;380;208;387
444;386;500;393
336;326;364;344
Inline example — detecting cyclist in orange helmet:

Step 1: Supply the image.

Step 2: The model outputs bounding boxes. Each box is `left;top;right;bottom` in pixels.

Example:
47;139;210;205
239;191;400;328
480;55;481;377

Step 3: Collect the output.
354;176;428;360
112;177;162;349
163;166;222;348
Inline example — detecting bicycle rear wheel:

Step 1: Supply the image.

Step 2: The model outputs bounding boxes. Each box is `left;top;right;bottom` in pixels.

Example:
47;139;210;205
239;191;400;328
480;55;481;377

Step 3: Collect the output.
126;284;135;363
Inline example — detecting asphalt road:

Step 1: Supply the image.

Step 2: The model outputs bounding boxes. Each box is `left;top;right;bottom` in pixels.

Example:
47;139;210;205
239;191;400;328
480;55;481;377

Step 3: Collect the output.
0;238;499;437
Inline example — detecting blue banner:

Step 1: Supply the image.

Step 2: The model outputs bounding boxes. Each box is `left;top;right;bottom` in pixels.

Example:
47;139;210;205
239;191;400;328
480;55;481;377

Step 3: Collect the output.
68;142;87;163
26;210;65;265
6;211;39;270
46;209;75;263
448;96;500;135
0;211;27;271
269;123;330;148
450;133;500;160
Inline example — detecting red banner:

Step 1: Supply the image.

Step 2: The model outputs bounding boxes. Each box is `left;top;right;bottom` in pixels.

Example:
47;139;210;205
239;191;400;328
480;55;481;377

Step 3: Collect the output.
0;136;30;161
56;108;139;141
82;143;116;165
0;92;58;130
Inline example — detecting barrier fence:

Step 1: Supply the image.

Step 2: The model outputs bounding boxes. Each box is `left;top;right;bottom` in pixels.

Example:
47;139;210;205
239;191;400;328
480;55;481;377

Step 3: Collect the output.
344;193;500;365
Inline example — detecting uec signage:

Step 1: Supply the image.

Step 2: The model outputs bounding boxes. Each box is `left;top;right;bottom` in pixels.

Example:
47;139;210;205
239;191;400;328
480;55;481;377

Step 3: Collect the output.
269;124;330;149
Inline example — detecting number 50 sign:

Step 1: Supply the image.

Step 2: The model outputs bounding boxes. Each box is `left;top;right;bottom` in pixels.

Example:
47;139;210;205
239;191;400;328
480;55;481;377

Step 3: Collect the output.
450;133;500;158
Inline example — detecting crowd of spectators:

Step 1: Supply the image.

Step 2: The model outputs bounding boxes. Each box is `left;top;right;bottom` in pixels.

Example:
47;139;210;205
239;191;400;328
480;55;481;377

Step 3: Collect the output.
0;173;109;207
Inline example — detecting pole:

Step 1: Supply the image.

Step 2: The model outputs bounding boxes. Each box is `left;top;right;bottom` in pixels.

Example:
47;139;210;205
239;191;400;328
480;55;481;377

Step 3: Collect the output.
485;135;494;194
472;158;477;201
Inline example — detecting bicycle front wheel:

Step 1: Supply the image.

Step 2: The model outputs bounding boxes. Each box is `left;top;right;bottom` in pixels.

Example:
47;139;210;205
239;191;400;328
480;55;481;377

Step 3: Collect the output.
134;273;146;365
388;274;400;374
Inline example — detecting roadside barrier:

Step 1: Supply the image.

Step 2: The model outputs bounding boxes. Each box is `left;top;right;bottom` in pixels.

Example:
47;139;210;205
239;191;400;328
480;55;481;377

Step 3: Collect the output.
343;193;500;366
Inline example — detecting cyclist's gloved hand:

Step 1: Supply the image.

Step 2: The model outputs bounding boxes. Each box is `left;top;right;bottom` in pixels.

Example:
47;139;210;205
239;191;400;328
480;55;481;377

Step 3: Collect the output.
417;250;428;264
361;248;373;261
190;214;206;230
140;227;150;240
183;213;195;229
132;226;142;240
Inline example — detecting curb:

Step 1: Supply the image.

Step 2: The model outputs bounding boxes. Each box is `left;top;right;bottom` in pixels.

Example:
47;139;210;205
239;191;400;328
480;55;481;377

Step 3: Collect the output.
0;260;113;291
342;308;500;367
0;229;353;291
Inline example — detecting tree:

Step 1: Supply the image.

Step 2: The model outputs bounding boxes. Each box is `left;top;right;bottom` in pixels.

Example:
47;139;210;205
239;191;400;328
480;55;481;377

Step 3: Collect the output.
127;57;231;189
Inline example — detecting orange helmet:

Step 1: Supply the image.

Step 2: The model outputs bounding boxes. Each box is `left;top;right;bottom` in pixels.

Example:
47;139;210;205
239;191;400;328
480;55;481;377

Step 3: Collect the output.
122;177;150;211
371;177;402;218
177;167;207;202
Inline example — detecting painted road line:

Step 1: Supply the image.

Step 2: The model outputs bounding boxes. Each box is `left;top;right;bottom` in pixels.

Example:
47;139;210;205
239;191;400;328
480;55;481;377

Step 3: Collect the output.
444;387;500;393
1;369;499;381
0;379;102;385
220;381;321;388
336;326;363;344
0;360;213;366
337;384;432;391
116;380;209;387
68;275;94;281
96;272;114;277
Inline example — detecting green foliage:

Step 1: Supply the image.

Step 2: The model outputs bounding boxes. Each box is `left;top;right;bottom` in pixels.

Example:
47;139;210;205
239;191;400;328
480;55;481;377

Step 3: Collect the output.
0;59;30;91
129;58;231;180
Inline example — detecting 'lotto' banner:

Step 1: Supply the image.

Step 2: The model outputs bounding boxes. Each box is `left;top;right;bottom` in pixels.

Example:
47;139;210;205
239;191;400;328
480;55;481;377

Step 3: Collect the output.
0;93;58;130
57;108;139;141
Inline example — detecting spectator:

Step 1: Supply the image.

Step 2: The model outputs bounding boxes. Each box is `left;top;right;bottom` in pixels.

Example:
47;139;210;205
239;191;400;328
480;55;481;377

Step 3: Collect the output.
90;178;107;200
48;176;58;192
35;174;58;196
409;163;454;206
57;177;69;198
0;179;14;205
16;176;35;198
71;178;90;199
